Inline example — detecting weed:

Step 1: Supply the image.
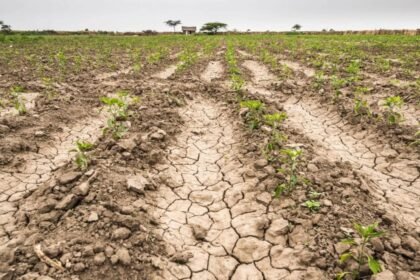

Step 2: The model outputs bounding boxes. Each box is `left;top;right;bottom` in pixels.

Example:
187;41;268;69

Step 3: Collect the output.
71;140;94;170
100;90;135;139
262;112;288;160
304;200;320;211
274;148;303;198
337;222;384;280
383;96;404;125
240;100;264;129
10;86;27;115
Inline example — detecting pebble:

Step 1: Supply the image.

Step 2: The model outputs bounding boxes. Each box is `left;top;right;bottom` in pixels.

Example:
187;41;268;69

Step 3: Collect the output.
55;194;81;210
112;227;132;240
93;252;106;265
58;171;82;185
127;175;150;195
73;262;86;272
116;248;131;265
254;159;268;169
87;212;99;222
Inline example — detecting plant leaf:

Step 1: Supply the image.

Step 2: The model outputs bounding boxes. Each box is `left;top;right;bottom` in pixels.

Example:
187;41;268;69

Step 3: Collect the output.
339;253;353;264
368;256;382;274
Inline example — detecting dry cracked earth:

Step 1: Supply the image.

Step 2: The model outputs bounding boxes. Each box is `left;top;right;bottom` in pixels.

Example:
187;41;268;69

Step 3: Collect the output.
0;48;419;280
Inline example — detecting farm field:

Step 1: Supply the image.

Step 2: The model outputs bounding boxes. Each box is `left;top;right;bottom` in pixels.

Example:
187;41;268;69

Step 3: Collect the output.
0;34;419;280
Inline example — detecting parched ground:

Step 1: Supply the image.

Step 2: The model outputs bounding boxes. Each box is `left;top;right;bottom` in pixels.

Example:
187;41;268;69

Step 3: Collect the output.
0;37;419;280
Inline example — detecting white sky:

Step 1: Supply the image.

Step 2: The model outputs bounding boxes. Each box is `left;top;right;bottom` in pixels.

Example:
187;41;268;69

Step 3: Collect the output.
0;0;419;32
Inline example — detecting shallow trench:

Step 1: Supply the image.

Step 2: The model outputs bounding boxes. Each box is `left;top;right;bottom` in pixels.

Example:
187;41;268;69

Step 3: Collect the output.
146;98;323;280
241;59;420;229
0;115;105;246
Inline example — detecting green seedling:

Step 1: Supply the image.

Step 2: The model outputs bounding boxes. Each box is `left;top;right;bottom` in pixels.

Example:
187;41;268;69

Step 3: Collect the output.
10;86;27;115
383;96;404;125
264;112;287;128
304;200;320;212
337;222;385;280
308;190;321;199
240;100;264;129
274;148;303;198
71;140;94;170
410;130;420;146
100;91;135;139
262;112;288;160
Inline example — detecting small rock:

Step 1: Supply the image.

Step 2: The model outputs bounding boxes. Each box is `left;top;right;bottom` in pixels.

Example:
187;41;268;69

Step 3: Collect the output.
116;248;131;265
19;272;40;280
93;252;106;265
112;227;131;240
149;129;166;141
254;159;268;169
256;192;272;206
34;131;45;137
75;181;90;196
307;163;319;172
105;246;114;258
55;194;81;210
43;244;62;258
389;235;401;248
191;224;207;241
334;242;351;255
322;199;333;207
117;137;137;151
127;175;150;195
58;172;82;185
0;245;16;264
371;270;396;280
0;124;10;133
73;262;85;272
87;212;99;222
402;235;420;252
110;255;119;265
371;238;384;253
170;251;193;264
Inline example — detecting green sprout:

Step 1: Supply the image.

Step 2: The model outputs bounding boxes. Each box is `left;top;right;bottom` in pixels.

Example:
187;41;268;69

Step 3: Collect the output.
304;200;320;212
240;100;265;129
383;96;404;125
71;140;94;170
337;222;385;280
274;148;303;198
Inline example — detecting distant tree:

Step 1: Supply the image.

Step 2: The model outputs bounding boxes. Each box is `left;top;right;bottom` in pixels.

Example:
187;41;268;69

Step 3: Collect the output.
0;20;11;33
1;24;11;33
292;24;301;32
329;28;335;32
200;22;227;34
165;20;182;33
322;29;327;32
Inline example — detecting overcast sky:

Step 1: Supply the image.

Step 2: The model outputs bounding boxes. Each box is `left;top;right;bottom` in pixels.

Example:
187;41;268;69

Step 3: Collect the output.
1;0;419;32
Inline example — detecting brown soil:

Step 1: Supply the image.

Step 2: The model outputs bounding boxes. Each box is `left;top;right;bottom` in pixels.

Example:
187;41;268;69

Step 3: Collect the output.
0;50;419;280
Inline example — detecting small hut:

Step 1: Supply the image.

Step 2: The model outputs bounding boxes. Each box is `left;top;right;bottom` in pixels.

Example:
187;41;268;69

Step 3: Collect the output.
182;26;197;35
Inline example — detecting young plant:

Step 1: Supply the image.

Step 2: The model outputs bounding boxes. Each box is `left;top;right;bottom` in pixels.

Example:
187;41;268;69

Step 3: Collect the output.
410;130;420;147
263;112;288;160
10;86;26;115
71;140;94;170
274;148;303;198
240;100;264;129
100;91;134;139
337;222;384;280
383;96;404;125
303;200;320;212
